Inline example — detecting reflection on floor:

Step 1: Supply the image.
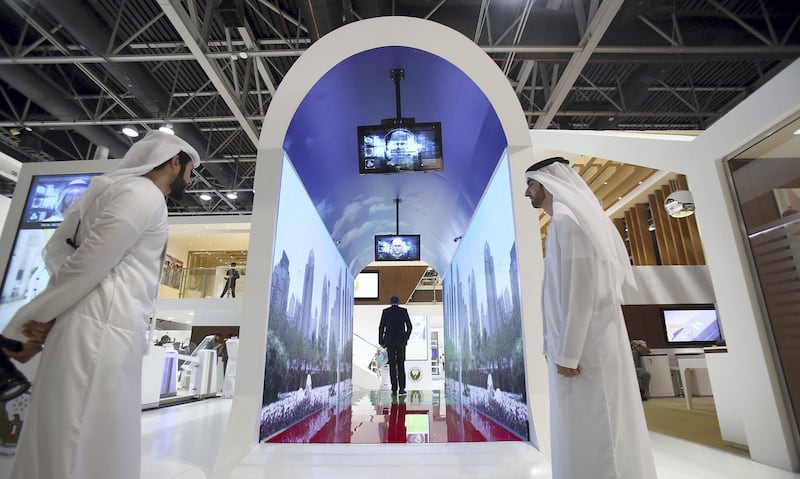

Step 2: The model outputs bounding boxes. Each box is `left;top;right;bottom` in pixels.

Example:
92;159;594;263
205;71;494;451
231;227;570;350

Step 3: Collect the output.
141;396;800;479
643;397;748;457
266;389;524;444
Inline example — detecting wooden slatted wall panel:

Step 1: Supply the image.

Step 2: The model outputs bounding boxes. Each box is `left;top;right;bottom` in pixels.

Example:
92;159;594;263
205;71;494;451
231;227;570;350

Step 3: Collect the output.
676;175;706;264
354;265;428;305
622;176;706;266
662;185;689;264
649;192;674;264
624;210;641;264
613;218;626;243
653;189;679;264
635;203;658;265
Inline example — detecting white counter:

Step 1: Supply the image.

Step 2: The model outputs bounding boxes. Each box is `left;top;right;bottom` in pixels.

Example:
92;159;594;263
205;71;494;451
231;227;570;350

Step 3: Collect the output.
705;348;747;447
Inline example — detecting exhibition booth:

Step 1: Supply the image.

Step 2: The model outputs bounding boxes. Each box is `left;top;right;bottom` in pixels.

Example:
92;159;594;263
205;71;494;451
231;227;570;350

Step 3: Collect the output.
0;15;797;479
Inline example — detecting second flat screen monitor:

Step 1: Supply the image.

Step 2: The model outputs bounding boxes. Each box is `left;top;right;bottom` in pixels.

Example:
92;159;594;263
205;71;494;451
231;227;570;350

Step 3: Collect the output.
375;234;420;261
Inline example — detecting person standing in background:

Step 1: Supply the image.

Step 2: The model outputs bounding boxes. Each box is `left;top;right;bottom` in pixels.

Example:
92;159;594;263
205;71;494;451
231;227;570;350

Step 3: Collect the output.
524;157;657;479
0;131;200;479
631;339;652;400
378;295;412;396
220;262;240;298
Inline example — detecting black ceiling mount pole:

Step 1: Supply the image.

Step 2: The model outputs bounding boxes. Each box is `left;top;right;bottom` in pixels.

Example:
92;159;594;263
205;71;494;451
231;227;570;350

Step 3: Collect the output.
390;68;405;120
394;198;401;235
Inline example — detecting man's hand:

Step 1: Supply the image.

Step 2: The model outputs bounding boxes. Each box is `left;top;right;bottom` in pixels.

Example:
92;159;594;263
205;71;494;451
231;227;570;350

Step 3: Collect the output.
556;364;581;377
22;320;55;343
3;341;44;363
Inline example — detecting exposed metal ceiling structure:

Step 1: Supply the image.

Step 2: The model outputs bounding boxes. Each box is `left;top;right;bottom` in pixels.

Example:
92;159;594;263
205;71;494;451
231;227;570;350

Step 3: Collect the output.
0;0;798;213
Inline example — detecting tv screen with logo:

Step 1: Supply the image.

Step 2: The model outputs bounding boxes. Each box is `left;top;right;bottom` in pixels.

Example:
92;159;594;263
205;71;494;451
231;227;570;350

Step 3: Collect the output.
661;306;722;346
374;234;420;262
357;122;443;174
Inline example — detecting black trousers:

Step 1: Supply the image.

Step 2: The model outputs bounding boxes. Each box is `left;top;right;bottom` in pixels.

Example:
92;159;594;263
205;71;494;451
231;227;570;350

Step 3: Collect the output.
385;343;407;392
221;281;236;297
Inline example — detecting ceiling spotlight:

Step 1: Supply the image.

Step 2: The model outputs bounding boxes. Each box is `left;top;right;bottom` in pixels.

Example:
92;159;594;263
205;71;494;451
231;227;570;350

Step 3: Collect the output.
199;193;212;201
121;125;139;138
238;51;249;60
794;127;800;135
665;189;695;218
159;124;175;135
226;191;238;200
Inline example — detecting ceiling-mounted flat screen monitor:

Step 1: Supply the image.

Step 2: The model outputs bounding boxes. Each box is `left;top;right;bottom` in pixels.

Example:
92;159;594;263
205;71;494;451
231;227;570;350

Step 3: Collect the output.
661;306;722;347
354;271;379;300
358;122;443;174
374;234;420;261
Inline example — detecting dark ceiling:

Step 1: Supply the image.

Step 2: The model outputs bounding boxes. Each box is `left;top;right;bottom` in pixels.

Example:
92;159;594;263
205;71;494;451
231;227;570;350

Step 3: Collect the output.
0;0;798;214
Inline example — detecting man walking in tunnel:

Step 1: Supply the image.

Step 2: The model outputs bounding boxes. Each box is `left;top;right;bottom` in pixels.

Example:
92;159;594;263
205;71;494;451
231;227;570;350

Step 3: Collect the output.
378;295;412;395
524;157;657;479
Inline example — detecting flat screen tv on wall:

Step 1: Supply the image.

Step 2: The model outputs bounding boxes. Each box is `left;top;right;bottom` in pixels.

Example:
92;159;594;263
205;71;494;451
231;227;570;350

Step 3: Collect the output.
660;306;722;347
357;122;443;174
374;234;420;262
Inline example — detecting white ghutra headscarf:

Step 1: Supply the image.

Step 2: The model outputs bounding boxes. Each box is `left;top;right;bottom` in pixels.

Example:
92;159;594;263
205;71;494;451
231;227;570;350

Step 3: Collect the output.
525;157;635;302
44;131;201;273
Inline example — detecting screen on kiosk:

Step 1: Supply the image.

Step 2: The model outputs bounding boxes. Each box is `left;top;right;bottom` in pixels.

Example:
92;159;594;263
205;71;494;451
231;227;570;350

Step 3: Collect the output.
0;173;98;332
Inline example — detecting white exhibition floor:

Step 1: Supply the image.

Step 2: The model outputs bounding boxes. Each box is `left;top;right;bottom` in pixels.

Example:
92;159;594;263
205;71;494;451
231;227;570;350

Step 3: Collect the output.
141;398;800;479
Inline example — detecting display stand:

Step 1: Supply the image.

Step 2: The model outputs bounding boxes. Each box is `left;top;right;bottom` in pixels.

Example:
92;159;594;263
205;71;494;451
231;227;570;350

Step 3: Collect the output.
141;346;164;409
641;354;674;397
160;350;178;398
221;338;238;399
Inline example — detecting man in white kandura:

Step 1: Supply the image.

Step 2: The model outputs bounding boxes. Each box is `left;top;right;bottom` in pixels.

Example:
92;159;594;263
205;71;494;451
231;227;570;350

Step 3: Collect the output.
524;157;657;479
1;131;200;479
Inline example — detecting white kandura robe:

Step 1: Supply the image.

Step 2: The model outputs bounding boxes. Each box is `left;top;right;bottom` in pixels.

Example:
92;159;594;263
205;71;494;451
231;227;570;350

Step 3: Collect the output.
542;202;657;479
4;176;167;479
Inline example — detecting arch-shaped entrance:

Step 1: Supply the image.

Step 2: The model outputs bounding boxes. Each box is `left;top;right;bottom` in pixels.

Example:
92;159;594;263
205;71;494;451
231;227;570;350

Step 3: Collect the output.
214;16;546;475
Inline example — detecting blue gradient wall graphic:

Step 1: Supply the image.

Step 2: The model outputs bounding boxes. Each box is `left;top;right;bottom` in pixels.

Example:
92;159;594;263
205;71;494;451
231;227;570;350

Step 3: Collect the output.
260;155;354;442
443;154;533;444
283;46;507;275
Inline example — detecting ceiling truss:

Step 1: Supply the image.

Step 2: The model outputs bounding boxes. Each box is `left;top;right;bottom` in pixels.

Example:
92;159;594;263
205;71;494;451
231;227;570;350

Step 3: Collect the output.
0;0;797;215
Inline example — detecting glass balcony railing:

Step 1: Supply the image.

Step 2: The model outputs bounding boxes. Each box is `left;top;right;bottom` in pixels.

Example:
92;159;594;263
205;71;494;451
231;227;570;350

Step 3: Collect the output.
159;265;247;299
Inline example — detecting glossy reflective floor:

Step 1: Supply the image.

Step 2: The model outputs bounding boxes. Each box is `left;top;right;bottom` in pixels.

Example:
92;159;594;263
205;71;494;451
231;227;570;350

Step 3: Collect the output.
141;396;800;479
266;389;524;444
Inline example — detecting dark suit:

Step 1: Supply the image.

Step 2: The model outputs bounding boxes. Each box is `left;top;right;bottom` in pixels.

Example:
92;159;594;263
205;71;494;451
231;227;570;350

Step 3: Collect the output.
220;268;239;297
378;304;413;393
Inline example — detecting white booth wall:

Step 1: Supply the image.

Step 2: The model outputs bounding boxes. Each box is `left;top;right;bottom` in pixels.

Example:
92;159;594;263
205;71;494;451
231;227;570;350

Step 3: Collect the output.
521;57;800;471
0;195;10;231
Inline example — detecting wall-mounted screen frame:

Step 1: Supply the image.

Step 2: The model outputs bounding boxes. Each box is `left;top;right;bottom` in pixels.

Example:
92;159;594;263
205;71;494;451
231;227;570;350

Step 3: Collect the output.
374;234;421;261
354;270;379;300
357;122;443;174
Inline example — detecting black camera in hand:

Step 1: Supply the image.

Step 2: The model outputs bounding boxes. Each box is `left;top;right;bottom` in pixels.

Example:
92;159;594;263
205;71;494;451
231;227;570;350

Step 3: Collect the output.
0;336;32;402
